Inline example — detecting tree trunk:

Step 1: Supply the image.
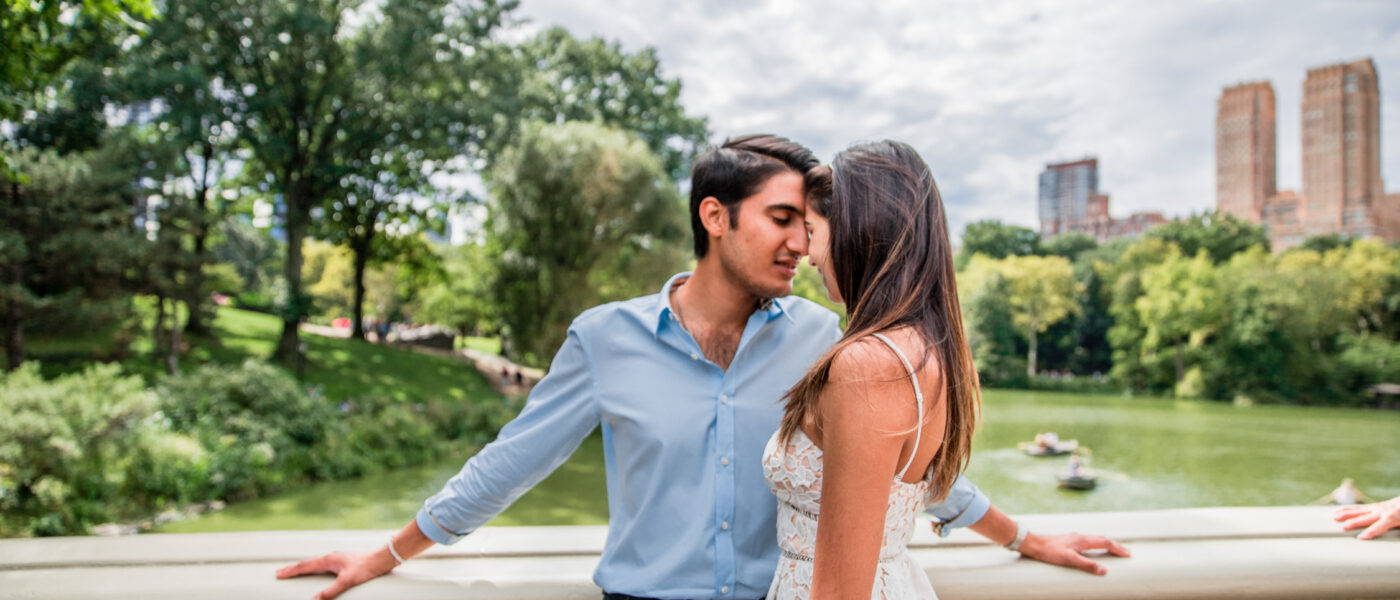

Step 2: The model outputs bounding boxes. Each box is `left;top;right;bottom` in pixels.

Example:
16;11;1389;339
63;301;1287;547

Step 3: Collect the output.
4;180;24;372
1175;341;1184;383
167;298;182;376
350;240;368;341
3;299;20;372
154;292;168;358
184;142;216;337
274;189;306;364
1027;326;1038;377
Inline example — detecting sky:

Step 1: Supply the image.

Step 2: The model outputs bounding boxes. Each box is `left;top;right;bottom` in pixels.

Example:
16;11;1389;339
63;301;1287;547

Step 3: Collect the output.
508;0;1400;237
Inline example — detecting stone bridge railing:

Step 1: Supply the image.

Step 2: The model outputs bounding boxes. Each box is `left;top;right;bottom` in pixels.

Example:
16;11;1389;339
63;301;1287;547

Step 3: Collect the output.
2;506;1396;599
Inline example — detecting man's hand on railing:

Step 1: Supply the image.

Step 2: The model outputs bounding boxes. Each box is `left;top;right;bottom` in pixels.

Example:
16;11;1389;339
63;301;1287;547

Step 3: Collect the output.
277;549;397;600
278;522;432;599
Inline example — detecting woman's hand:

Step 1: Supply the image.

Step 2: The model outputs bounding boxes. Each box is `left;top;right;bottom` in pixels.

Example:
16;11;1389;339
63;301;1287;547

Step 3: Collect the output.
277;549;399;600
1334;495;1400;540
1018;532;1131;575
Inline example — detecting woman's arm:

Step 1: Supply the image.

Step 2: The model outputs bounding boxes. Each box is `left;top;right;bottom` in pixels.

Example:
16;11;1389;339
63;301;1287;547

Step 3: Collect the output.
809;341;943;599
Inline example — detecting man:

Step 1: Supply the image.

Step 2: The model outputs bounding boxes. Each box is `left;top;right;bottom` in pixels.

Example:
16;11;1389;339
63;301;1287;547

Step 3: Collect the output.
279;134;1129;600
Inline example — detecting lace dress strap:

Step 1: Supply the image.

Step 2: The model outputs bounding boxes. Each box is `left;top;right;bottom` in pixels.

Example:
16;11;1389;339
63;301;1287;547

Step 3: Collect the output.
871;333;924;481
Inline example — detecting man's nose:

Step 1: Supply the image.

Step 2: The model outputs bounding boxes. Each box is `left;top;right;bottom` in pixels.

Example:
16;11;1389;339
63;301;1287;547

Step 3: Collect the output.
789;226;809;257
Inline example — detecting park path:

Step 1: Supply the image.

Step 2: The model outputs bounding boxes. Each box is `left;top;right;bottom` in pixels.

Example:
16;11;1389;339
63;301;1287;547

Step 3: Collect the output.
300;323;540;395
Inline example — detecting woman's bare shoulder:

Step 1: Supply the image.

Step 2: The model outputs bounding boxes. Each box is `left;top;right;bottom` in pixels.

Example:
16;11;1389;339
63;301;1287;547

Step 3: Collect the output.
824;332;929;418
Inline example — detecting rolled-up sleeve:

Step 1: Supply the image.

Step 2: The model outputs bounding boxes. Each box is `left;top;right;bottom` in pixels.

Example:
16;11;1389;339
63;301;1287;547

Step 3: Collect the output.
923;474;991;537
416;328;599;545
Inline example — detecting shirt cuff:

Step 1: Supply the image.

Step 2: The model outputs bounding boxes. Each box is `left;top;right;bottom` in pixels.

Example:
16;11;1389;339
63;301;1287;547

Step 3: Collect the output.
415;505;468;545
934;491;991;537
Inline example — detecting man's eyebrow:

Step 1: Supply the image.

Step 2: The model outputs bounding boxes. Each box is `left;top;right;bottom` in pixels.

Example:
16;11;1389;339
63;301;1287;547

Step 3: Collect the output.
766;203;803;214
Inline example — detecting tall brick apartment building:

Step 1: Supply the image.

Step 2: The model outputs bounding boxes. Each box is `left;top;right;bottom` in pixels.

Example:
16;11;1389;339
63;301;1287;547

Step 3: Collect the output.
1216;58;1397;250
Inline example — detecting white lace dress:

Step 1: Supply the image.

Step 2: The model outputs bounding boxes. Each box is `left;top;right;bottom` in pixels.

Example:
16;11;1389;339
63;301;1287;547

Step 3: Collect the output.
762;334;937;600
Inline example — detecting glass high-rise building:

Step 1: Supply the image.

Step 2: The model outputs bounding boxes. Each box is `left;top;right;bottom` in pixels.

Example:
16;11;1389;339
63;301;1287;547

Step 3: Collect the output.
1038;158;1098;236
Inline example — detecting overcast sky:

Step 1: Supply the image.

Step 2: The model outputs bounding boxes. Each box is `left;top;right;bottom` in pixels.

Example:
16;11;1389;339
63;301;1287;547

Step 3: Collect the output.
510;0;1400;236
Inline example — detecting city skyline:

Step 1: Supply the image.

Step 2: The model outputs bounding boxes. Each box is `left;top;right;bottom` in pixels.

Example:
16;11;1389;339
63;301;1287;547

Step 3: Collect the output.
513;1;1400;240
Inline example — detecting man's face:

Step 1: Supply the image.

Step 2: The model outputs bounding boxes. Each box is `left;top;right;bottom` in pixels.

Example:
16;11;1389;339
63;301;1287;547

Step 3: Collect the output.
714;170;809;299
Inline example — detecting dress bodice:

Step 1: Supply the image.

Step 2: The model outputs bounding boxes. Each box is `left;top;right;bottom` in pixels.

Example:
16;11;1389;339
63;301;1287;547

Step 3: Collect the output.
760;333;938;599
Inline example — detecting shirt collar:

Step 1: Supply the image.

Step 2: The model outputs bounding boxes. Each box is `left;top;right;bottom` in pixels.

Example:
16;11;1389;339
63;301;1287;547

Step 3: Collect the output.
651;272;792;336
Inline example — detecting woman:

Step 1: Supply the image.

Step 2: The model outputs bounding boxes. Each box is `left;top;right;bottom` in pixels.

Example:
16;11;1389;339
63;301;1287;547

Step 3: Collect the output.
763;140;980;599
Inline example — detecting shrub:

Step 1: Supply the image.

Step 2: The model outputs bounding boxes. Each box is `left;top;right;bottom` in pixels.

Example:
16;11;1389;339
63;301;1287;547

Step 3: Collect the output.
1025;374;1124;395
0;363;163;536
160;361;342;500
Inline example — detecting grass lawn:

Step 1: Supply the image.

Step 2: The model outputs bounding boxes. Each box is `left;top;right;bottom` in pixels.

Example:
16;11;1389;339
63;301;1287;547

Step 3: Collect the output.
460;335;503;355
16;302;500;406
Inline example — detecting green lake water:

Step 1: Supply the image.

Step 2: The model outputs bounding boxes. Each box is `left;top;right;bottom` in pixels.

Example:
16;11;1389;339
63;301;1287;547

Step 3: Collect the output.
158;389;1400;533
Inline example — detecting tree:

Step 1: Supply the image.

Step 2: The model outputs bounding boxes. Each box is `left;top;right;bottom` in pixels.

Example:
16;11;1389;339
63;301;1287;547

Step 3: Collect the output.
1325;239;1400;334
120;3;248;336
1;0;153;177
488;121;688;364
0;146;140;371
963;254;1079;377
317;155;437;340
1135;251;1223;390
498;27;709;183
956;220;1041;270
1042;232;1098;261
1145;212;1267;264
1104;238;1177;392
1298;233;1354;254
418;242;498;337
957;259;1025;385
208;219;284;299
141;0;516;363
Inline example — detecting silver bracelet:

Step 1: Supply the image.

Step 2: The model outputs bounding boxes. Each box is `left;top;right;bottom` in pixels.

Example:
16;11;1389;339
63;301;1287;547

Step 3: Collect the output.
1005;521;1028;553
386;534;406;565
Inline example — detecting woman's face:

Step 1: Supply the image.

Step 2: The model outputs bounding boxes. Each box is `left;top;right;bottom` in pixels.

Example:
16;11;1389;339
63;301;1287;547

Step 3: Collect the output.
804;209;843;304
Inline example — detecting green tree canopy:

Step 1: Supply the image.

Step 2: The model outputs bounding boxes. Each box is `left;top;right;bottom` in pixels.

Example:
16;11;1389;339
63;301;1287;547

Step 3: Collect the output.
487;121;688;364
1042;232;1098;261
0;145;142;370
956;220;1042;269
961;253;1079;377
499;27;709;182
1145;212;1267;264
1135;251;1222;392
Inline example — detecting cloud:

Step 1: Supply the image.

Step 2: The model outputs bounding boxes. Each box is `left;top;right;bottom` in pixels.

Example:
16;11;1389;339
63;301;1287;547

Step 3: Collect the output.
513;0;1400;236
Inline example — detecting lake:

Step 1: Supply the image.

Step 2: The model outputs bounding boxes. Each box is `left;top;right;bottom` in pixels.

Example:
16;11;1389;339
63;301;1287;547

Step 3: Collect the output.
157;389;1400;533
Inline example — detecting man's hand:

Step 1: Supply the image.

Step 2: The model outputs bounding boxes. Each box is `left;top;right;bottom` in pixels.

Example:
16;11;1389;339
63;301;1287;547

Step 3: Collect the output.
276;550;397;600
1334;495;1400;540
1017;532;1131;576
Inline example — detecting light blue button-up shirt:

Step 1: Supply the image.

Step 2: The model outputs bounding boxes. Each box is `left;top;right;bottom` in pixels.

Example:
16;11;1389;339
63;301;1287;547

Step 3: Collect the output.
417;273;990;599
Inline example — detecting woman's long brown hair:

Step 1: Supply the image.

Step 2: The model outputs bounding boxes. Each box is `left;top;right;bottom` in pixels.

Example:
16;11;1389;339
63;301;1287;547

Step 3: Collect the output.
779;140;980;501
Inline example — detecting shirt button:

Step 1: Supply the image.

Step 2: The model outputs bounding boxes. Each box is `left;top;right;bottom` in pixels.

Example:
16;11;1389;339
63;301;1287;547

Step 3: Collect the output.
721;586;730;595
721;521;729;531
721;456;730;466
720;394;729;404
690;353;699;360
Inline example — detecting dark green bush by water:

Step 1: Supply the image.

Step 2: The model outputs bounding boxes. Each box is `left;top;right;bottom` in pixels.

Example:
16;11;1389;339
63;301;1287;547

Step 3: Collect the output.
0;361;520;537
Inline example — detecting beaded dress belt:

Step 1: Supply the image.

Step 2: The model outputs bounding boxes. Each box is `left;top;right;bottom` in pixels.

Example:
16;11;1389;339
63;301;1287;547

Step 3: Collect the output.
778;500;902;563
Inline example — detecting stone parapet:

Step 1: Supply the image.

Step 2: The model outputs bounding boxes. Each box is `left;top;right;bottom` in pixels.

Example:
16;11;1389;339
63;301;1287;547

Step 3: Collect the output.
2;506;1397;599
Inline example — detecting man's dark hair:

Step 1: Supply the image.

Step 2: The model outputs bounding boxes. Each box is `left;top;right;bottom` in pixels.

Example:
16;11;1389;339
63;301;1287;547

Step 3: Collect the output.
689;134;819;258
